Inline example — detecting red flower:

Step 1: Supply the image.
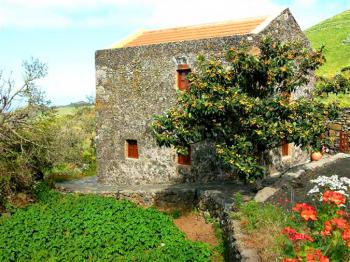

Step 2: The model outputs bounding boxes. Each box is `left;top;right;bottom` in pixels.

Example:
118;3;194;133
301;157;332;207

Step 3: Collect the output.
320;221;332;236
336;210;346;216
336;210;350;218
342;229;350;241
306;249;329;262
292;203;317;221
331;218;349;230
301;209;317;221
282;227;313;242
291;233;313;242
322;190;346;206
282;259;298;262
292;203;315;212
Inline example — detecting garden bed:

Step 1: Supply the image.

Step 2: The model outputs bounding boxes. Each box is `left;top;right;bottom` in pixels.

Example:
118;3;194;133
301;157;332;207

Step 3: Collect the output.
0;184;213;262
233;155;350;261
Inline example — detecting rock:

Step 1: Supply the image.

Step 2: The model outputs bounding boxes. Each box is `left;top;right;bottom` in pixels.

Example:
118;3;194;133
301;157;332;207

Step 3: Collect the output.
254;187;279;202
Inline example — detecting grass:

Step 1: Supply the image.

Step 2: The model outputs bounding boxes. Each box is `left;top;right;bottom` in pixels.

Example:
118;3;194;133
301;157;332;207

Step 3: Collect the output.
305;9;350;107
231;200;299;261
305;9;350;77
54;105;94;116
0;183;211;262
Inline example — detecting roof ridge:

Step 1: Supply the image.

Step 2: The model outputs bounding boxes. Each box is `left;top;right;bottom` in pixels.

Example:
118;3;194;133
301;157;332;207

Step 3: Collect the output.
144;16;269;34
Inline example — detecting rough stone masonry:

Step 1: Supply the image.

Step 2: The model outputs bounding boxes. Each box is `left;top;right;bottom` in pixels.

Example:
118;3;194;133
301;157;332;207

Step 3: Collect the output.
96;8;312;185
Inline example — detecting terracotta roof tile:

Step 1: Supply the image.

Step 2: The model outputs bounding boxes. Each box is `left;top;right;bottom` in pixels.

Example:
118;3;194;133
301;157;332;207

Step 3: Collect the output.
115;16;269;48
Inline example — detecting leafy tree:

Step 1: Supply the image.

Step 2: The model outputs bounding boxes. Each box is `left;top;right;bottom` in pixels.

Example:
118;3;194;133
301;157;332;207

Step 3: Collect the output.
0;58;55;204
151;37;340;182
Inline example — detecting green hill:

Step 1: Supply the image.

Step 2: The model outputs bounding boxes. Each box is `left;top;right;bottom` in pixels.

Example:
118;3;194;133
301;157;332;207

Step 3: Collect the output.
305;9;350;76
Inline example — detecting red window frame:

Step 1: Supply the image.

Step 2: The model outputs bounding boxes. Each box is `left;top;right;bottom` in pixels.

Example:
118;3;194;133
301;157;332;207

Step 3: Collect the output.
126;140;139;159
178;147;191;165
177;64;191;91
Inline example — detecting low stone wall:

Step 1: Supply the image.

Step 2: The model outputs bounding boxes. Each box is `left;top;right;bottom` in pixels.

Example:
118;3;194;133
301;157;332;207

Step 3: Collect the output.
197;190;259;262
328;108;350;153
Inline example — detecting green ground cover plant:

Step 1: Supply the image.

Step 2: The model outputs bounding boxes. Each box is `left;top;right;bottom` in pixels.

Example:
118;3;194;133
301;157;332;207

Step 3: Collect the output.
0;184;211;262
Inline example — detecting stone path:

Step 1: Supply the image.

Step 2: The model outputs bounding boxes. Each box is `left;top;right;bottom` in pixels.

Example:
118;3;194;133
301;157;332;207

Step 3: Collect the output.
255;153;350;202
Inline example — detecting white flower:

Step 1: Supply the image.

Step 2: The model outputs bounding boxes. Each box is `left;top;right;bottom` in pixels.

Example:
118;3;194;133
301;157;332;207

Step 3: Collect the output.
307;185;319;195
308;175;350;201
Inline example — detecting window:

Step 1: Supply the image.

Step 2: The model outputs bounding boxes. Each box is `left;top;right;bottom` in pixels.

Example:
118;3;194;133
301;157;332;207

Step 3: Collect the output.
282;140;289;157
126;140;139;159
178;147;191;165
177;65;191;91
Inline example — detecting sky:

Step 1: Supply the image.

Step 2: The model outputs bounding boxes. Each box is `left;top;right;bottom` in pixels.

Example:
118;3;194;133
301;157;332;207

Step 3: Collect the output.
0;0;349;106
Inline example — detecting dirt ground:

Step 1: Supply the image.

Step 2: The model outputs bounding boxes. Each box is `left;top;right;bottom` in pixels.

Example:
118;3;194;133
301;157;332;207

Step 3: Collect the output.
174;213;219;247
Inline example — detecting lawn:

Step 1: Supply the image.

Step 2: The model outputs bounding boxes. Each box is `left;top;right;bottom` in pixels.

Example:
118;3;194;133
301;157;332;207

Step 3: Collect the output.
0;184;211;262
305;9;350;107
305;9;350;77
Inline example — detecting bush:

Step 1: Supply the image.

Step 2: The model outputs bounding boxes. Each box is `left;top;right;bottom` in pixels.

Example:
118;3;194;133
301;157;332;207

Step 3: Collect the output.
48;106;96;181
0;193;211;261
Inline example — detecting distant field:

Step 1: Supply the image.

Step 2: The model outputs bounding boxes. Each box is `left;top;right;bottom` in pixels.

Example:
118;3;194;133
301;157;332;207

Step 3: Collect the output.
305;9;350;76
54;105;93;116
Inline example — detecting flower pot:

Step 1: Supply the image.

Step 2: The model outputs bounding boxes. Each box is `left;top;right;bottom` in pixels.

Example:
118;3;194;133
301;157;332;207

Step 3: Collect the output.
311;152;322;161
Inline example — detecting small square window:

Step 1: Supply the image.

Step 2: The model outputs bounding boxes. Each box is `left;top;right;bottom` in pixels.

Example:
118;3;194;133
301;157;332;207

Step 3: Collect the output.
177;65;191;91
126;140;139;159
178;147;191;165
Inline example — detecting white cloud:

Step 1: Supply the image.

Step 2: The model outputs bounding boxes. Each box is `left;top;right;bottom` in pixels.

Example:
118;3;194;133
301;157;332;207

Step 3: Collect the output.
146;0;283;28
0;0;284;28
39;64;95;106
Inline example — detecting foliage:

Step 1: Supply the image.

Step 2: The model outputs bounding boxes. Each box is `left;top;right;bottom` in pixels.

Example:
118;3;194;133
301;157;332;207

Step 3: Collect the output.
48;105;96;181
314;70;350;107
151;37;338;182
281;190;349;262
0;58;57;209
315;70;350;96
0;188;211;262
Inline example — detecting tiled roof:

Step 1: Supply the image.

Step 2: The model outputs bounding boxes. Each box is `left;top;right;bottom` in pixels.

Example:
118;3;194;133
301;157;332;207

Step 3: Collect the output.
114;16;269;48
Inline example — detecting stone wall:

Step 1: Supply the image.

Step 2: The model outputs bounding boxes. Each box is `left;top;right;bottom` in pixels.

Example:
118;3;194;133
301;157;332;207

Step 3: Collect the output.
328;108;350;153
96;8;311;185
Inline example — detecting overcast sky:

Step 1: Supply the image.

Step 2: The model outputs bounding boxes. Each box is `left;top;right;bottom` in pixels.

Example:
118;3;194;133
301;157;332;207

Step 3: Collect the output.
1;0;349;105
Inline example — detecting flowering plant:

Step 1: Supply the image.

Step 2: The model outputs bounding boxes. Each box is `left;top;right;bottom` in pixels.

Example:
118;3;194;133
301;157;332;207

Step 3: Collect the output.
308;175;350;200
281;190;349;262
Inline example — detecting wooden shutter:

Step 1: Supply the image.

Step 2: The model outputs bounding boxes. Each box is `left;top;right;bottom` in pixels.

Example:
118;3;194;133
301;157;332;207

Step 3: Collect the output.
127;140;139;159
178;147;191;165
282;141;289;156
177;68;190;91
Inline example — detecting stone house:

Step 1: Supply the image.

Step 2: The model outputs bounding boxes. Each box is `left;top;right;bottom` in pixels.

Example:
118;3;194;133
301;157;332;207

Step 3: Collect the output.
96;8;312;185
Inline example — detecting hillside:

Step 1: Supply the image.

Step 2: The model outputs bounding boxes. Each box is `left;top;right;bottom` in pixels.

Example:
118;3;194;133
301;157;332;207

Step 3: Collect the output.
305;9;350;76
